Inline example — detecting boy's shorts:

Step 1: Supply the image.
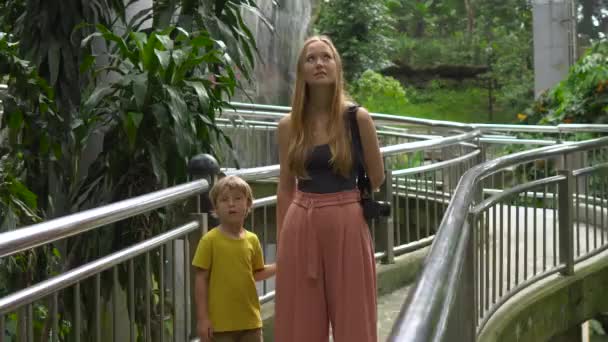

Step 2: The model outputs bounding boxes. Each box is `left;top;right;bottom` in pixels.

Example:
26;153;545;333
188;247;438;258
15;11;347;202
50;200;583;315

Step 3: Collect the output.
212;328;262;342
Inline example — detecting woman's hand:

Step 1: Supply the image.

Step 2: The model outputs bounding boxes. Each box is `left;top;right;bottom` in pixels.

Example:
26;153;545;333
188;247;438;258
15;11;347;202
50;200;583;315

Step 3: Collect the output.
197;318;213;341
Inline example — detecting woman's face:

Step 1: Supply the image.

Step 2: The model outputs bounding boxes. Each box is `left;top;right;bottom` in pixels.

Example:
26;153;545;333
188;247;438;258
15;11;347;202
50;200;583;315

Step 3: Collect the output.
302;40;337;87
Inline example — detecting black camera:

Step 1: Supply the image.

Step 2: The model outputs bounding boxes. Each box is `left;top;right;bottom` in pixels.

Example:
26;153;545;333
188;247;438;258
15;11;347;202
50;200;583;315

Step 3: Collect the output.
361;198;391;221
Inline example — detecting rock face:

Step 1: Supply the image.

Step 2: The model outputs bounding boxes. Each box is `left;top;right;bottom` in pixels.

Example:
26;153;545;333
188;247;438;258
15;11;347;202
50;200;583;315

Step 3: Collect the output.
239;0;316;105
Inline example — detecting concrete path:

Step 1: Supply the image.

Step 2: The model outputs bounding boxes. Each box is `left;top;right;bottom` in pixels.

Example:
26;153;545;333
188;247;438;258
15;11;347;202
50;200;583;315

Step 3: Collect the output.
325;284;412;342
377;285;411;341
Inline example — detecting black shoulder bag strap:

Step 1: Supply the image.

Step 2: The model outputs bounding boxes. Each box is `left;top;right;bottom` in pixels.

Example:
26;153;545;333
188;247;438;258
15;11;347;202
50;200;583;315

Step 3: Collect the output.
347;105;371;198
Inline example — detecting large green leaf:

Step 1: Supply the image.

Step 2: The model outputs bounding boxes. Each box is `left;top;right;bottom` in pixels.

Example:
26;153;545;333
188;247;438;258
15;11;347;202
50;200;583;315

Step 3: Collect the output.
80;54;96;74
184;80;210;110
142;35;160;72
95;24;133;62
47;41;61;86
154;49;171;70
132;73;148;110
8;179;37;209
122;111;143;149
83;86;114;111
156;34;174;50
164;85;188;126
150;103;170;127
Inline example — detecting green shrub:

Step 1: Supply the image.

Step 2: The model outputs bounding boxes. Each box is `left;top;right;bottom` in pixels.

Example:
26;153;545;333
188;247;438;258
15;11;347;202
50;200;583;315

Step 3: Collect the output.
349;70;409;113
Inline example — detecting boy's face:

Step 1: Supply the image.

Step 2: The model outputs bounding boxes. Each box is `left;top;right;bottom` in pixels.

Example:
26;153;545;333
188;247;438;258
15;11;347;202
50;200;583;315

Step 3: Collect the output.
214;188;251;226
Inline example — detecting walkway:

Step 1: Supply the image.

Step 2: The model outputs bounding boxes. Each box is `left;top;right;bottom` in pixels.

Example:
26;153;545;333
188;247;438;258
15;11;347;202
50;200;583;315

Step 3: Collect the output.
378;286;411;341
325;285;412;341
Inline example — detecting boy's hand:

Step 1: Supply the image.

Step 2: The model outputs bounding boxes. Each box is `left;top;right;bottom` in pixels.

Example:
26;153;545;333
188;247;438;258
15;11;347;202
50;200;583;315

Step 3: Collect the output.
254;263;277;281
197;319;213;341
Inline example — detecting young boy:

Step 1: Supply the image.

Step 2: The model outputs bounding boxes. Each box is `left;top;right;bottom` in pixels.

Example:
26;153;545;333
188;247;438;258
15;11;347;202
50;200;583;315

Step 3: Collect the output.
192;175;276;342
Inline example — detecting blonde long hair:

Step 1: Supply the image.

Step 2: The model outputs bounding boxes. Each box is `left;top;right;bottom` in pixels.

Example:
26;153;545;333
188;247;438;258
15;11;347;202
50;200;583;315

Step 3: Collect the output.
287;35;352;178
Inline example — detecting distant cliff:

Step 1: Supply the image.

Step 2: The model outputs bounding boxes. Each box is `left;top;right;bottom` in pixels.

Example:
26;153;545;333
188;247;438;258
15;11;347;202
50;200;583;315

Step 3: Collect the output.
239;0;317;105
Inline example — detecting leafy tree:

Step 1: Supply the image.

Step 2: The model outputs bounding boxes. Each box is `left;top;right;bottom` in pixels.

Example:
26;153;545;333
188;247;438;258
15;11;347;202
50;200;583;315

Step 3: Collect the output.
1;0;264;339
385;0;534;117
0;31;65;340
315;0;393;81
0;0;25;33
578;0;608;42
0;32;60;220
13;0;128;121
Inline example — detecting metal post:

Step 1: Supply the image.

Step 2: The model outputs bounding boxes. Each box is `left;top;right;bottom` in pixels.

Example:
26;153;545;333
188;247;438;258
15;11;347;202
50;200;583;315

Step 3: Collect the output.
558;170;574;275
463;213;477;341
382;169;395;264
188;154;221;229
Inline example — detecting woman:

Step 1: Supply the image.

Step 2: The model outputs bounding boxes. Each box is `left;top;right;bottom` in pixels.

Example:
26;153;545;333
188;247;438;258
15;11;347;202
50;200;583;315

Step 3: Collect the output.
274;35;385;342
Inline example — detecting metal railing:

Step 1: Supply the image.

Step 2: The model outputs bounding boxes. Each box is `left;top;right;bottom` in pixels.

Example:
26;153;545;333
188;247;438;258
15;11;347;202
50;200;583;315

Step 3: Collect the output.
0;105;484;342
389;135;608;341
0;180;211;342
2;99;608;342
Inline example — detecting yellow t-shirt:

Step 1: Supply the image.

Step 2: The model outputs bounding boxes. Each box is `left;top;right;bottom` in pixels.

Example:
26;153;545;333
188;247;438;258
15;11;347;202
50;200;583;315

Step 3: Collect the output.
192;227;264;332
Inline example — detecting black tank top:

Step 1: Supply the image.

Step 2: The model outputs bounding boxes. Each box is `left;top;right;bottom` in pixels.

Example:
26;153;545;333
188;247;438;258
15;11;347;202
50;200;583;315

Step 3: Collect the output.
297;116;361;193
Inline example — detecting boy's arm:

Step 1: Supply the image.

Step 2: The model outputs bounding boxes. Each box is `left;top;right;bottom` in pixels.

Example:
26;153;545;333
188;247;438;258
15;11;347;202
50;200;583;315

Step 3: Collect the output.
254;263;276;281
194;268;213;340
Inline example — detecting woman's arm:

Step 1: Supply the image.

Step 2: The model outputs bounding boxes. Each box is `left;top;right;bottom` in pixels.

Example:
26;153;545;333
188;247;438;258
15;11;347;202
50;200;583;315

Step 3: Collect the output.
254;263;277;281
356;107;385;191
276;115;296;249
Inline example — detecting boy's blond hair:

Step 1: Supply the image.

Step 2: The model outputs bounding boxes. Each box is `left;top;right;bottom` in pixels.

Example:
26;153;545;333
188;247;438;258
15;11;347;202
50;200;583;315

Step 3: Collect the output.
209;175;254;208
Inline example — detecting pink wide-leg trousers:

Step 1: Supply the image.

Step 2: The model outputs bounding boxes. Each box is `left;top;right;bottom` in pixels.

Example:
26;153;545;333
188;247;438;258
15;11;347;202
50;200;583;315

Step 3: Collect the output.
274;190;377;342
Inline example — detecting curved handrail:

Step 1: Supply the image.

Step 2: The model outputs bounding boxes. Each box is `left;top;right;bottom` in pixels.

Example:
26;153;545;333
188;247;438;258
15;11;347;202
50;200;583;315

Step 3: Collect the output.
0;221;200;315
227;101;608;134
388;135;608;342
221;129;480;185
380;130;480;157
0;180;209;258
225;102;472;131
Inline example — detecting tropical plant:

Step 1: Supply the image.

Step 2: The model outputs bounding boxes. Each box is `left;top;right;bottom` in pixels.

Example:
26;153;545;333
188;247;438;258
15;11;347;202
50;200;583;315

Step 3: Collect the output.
154;0;263;86
11;0;130;118
1;0;265;338
80;24;238;192
0;153;39;232
0;151;68;340
520;41;608;125
0;32;62;211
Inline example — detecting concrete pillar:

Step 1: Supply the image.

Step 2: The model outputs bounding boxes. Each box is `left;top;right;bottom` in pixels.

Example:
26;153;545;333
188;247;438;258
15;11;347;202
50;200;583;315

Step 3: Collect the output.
532;0;577;97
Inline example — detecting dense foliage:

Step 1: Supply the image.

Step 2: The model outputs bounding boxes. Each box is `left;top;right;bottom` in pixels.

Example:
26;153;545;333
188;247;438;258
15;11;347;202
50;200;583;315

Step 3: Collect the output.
520;41;608;125
315;0;393;81
0;0;264;339
316;0;542;121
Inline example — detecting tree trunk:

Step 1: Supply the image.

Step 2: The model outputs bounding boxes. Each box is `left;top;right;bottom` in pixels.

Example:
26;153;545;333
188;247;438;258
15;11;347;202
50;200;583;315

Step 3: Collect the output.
488;78;494;122
464;0;475;35
153;0;178;29
178;0;197;30
578;0;597;39
414;0;426;37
